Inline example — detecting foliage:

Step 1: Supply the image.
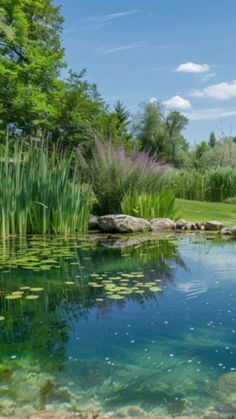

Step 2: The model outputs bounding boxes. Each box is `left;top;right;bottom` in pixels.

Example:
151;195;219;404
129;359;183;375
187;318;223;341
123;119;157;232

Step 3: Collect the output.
122;189;177;220
201;139;236;169
208;131;217;148
79;141;166;215
0;142;93;238
0;1;127;147
133;102;189;166
164;167;236;202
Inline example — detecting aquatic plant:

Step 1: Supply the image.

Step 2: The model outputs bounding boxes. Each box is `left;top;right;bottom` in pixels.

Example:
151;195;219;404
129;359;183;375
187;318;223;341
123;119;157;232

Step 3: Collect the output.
79;141;167;214
0;142;93;238
122;189;178;220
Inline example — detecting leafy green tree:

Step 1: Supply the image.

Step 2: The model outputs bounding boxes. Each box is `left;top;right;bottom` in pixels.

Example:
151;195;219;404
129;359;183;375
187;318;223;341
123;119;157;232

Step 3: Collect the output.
165;111;188;166
208;131;217;148
133;101;166;155
0;0;65;137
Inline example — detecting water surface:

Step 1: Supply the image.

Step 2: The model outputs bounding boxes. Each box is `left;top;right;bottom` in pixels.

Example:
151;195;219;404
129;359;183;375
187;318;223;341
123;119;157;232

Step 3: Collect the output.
0;233;236;417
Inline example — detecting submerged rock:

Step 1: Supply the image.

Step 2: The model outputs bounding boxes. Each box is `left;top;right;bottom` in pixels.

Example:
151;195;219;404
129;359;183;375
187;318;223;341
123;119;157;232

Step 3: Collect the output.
205;221;224;231
97;215;151;233
150;218;175;231
115;405;147;417
213;371;236;402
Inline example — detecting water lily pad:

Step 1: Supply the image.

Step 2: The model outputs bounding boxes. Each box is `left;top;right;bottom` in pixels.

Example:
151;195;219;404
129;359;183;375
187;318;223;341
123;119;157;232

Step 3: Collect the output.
30;288;44;292
25;295;39;300
65;281;75;285
20;287;31;291
150;287;162;292
0;316;5;321
107;294;124;300
5;295;22;300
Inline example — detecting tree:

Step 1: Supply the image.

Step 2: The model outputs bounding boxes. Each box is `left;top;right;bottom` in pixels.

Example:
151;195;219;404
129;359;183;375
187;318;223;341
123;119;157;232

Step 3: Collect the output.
133;101;166;155
0;0;65;138
208;131;217;148
165;111;188;166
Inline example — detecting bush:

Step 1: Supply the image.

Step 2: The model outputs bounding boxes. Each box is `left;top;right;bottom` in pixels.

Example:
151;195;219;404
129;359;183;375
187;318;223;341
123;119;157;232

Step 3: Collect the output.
121;189;177;220
79;141;167;214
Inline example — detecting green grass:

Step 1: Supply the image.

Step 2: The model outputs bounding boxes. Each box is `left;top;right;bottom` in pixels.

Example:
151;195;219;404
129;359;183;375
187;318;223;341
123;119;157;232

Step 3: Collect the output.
176;199;236;227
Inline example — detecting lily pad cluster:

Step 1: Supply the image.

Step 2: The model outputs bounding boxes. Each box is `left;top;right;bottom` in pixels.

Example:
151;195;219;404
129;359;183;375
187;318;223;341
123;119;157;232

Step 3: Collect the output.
88;271;162;301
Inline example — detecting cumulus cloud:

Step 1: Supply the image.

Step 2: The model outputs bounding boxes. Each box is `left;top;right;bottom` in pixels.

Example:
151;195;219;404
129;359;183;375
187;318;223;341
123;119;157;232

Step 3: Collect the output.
191;80;236;100
163;95;191;110
175;62;210;73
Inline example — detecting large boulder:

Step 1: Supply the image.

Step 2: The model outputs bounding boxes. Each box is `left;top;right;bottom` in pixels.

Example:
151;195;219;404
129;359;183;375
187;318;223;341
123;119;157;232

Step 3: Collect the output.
97;214;151;233
205;220;224;231
150;218;175;231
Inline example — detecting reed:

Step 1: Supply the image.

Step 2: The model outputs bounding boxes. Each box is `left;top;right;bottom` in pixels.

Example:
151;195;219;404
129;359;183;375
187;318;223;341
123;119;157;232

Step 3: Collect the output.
0;142;92;238
122;189;177;220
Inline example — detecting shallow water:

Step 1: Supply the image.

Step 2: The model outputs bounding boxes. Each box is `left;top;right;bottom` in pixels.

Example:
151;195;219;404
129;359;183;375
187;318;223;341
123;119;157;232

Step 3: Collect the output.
1;233;236;417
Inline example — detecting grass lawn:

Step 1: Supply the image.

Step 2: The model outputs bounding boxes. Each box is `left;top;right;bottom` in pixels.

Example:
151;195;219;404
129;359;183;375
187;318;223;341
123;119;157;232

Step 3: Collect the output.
176;199;236;227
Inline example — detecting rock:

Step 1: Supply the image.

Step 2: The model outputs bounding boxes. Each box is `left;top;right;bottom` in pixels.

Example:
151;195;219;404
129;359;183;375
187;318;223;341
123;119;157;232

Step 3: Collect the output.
97;215;151;233
205;221;224;231
184;222;197;231
214;371;236;402
175;219;187;230
88;215;98;230
116;405;146;417
98;235;151;249
202;408;220;419
150;218;175;231
220;226;236;236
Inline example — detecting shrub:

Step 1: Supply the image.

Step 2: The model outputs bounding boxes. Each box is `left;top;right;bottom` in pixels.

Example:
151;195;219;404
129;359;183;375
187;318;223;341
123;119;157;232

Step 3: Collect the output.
79;141;167;214
122;189;177;220
0;142;93;238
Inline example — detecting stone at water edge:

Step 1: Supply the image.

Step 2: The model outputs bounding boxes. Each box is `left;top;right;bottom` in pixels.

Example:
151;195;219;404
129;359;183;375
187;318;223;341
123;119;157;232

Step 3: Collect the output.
205;221;224;231
184;222;197;231
97;214;151;233
150;218;175;231
88;215;98;230
220;226;236;236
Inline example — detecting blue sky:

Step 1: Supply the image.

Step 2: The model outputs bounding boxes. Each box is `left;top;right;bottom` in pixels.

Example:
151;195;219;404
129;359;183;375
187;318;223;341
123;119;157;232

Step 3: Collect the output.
56;0;236;143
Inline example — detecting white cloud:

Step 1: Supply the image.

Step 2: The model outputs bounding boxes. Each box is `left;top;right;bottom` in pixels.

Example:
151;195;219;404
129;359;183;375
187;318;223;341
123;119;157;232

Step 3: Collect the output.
201;72;216;83
163;95;191;110
64;10;140;36
150;97;158;104
184;107;236;121
175;62;210;73
191;80;236;100
96;43;145;55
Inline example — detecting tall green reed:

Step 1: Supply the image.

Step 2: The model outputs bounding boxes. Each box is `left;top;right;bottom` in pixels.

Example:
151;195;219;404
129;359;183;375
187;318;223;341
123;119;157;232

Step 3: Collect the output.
0;142;93;238
122;189;177;220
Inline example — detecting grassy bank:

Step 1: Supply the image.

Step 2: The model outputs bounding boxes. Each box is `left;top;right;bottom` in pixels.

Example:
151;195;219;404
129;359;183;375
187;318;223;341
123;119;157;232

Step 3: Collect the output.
176;199;236;226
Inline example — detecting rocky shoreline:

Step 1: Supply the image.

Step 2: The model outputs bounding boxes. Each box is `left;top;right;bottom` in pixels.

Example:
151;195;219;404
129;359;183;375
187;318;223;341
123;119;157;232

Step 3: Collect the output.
89;215;236;237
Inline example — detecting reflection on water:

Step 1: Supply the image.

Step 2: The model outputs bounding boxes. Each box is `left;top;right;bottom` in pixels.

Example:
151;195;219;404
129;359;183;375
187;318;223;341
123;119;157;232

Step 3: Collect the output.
0;234;236;416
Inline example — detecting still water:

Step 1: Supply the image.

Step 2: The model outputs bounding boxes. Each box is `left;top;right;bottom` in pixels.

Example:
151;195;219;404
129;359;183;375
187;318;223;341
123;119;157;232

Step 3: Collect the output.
0;233;236;417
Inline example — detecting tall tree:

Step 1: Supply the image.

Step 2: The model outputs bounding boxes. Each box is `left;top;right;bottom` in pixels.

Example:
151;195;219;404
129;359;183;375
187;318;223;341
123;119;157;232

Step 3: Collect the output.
165;111;188;166
208;131;217;148
134;101;166;155
0;0;65;137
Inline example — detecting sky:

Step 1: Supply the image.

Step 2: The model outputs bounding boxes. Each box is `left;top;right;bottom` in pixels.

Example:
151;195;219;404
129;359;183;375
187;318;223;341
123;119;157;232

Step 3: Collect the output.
56;0;236;143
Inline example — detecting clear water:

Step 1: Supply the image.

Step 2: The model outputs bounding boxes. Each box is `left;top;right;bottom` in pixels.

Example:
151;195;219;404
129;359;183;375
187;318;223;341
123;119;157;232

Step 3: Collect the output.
1;233;236;417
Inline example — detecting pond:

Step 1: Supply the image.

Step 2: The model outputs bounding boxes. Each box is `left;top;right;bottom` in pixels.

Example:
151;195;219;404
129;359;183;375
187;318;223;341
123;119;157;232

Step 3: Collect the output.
0;233;236;417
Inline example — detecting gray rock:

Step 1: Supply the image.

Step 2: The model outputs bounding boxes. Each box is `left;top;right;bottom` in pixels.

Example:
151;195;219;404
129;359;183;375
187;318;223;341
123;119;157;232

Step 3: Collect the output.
88;215;98;230
97;214;151;233
220;226;236;236
205;221;224;231
150;218;175;231
184;222;197;231
175;219;187;230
